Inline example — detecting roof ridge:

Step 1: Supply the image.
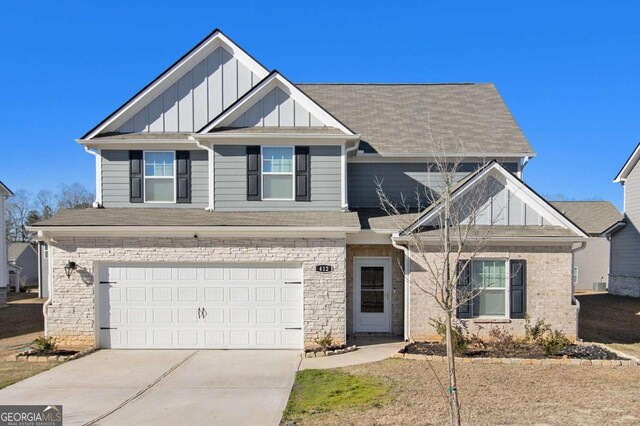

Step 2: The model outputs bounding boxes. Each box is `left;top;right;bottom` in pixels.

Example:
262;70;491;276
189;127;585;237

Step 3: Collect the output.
296;82;492;86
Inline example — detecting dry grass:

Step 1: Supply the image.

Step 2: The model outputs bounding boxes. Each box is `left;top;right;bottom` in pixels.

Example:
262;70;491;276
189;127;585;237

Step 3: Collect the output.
0;293;61;389
291;358;640;425
577;293;640;359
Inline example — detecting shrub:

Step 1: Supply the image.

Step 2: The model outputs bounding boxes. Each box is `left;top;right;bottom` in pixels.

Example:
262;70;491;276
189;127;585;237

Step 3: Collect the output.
314;331;334;351
488;327;520;351
524;315;551;343
31;336;58;353
430;318;468;356
539;329;570;356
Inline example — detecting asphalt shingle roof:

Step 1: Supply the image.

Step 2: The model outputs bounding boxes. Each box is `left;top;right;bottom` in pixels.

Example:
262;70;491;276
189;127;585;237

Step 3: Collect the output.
31;208;361;229
550;201;622;236
297;84;535;156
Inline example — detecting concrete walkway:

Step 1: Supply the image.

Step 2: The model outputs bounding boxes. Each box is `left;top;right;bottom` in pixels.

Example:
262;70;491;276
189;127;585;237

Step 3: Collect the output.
300;337;405;370
0;350;300;426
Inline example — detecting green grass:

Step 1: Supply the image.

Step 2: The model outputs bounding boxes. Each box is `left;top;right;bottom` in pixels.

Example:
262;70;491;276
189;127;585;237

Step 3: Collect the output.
283;369;389;422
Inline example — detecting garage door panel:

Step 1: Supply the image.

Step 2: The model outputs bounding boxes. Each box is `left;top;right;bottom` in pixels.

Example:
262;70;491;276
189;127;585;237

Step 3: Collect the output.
99;263;303;349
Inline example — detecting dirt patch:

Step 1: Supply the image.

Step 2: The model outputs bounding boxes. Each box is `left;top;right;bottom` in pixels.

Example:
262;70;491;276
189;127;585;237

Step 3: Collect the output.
578;293;640;344
290;358;640;425
0;293;45;341
402;341;625;360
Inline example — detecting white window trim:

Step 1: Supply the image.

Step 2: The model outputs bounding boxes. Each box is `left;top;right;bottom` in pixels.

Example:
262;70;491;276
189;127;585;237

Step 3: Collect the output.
43;245;49;260
260;146;295;201
470;258;510;319
143;150;176;204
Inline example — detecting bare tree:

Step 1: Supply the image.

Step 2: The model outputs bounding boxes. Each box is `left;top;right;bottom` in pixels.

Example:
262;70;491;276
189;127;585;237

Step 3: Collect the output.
56;183;94;210
34;189;56;219
377;132;511;426
6;190;33;242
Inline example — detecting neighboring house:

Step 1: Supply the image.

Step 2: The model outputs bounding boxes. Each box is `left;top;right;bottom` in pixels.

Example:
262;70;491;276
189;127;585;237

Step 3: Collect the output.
7;242;39;291
1;181;14;306
29;29;588;349
608;143;640;297
551;201;622;292
7;262;22;292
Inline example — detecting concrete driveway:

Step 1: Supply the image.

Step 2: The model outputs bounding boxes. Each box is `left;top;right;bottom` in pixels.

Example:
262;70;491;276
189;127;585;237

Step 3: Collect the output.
0;350;300;426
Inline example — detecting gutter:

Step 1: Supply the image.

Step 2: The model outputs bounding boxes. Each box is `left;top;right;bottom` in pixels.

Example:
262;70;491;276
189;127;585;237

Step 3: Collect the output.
84;147;103;208
571;241;587;340
391;234;411;341
190;138;215;211
342;140;360;210
35;231;55;337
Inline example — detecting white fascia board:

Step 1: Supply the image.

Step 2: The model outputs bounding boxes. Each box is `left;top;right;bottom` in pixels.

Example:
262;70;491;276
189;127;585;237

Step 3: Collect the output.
83;31;269;140
614;143;640;183
191;134;360;143
346;231;393;245
349;154;526;163
403;162;589;238
77;138;203;150
30;226;360;238
393;235;585;246
0;182;13;197
199;72;354;135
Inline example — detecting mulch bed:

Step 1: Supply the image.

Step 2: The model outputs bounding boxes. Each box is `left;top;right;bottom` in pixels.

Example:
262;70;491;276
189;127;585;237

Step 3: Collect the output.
401;342;627;360
27;350;78;357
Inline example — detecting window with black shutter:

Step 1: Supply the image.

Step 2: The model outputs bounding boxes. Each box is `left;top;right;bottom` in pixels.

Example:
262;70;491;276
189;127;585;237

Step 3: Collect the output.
246;146;261;201
129;150;143;203
295;146;310;201
176;151;191;203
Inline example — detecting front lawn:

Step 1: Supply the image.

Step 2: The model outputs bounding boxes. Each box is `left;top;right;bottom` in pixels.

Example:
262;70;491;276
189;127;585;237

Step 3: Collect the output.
283;369;389;424
0;361;60;390
283;358;640;425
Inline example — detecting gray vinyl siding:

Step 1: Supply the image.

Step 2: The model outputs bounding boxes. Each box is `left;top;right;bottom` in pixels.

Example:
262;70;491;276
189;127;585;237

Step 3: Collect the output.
39;244;49;298
214;145;341;211
114;46;259;133
101;150;208;208
347;162;519;208
611;163;640;277
573;237;610;291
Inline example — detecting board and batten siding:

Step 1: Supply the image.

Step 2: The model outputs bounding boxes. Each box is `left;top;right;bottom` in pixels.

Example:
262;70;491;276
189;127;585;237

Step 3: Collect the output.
101;150;209;208
214;145;341;211
230;87;324;128
115;46;259;133
347;162;519;208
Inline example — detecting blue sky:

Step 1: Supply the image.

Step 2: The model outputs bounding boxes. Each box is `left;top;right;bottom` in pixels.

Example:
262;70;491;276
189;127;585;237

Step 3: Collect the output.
1;1;638;209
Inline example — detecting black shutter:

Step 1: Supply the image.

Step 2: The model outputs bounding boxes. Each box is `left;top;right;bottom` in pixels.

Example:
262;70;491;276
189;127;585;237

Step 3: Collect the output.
129;150;143;203
295;146;310;201
456;260;472;319
510;259;527;319
247;146;261;201
176;151;191;203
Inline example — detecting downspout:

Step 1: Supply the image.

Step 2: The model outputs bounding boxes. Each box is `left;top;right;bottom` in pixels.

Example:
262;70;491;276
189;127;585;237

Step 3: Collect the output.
37;231;56;337
84;147;102;208
192;138;215;211
341;141;360;211
519;156;530;179
571;241;587;340
391;233;411;341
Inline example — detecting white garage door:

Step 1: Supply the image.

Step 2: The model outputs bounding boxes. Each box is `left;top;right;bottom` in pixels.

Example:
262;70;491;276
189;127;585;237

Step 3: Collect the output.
98;264;303;349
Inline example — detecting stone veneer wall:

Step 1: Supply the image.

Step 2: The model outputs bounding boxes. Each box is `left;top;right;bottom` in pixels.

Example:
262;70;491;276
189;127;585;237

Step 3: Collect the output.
346;245;404;336
608;275;640;298
409;245;578;341
48;237;346;348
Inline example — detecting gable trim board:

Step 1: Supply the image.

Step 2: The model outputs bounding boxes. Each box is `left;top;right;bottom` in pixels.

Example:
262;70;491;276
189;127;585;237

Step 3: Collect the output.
0;181;14;197
197;71;355;135
614;142;640;183
82;30;269;140
399;161;588;239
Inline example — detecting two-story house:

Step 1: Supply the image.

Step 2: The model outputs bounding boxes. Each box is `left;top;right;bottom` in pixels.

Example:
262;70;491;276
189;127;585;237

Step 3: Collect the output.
607;143;640;297
30;30;588;349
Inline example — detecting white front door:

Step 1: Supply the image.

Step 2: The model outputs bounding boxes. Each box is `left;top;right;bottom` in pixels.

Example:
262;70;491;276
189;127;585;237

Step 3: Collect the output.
354;257;391;333
97;263;304;349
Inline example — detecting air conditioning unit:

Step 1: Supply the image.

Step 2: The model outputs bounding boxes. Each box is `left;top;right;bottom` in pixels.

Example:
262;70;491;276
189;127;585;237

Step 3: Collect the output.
593;282;607;292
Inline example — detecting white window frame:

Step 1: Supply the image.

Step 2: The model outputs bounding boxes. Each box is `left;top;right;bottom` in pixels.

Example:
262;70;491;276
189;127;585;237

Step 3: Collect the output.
572;267;579;284
42;244;49;260
260;146;295;201
143;150;176;204
470;258;510;319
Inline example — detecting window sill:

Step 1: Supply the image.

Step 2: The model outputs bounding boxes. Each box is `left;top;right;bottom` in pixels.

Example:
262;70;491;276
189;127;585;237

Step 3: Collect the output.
472;319;512;324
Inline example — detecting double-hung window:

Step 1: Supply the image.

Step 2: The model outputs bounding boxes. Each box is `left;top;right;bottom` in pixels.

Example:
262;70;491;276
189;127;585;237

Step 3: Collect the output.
471;259;507;317
144;151;175;203
262;147;294;200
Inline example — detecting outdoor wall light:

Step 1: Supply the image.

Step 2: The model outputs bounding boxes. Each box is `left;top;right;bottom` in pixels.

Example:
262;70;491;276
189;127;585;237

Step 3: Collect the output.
64;261;77;278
